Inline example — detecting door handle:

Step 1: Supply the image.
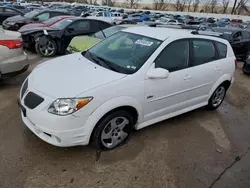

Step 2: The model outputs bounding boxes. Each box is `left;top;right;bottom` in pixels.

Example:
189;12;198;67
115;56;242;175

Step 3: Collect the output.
214;67;221;71
184;75;192;80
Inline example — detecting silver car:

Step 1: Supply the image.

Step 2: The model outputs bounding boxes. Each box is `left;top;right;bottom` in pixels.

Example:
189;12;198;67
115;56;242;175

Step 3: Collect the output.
0;28;28;79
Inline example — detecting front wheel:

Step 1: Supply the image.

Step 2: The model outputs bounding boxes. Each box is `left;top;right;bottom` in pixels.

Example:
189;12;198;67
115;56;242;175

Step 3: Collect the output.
35;39;57;57
91;110;134;150
207;85;227;110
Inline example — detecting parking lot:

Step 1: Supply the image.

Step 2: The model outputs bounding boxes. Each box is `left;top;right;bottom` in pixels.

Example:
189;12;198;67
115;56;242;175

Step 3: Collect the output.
0;54;250;188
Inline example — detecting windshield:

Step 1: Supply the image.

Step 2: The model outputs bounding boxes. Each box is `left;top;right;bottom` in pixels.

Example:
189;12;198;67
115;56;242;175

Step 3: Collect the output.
50;19;73;30
43;16;62;25
24;10;39;18
93;26;124;39
84;31;162;74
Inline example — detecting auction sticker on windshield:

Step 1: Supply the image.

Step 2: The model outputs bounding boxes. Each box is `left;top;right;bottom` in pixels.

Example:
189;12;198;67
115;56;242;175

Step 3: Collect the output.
135;39;153;46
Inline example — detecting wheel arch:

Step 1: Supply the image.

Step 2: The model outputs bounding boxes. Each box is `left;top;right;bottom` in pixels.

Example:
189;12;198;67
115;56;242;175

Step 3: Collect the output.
83;96;143;144
208;74;232;99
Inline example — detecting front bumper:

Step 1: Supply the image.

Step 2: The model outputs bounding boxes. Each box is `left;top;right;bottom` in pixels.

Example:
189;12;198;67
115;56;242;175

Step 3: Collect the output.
18;88;92;147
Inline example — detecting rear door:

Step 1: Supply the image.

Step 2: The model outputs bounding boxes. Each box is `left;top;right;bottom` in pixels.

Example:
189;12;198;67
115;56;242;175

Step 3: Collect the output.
185;39;223;106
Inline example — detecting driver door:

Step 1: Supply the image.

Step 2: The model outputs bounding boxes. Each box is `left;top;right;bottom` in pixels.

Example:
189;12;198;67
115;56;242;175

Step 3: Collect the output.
144;39;191;122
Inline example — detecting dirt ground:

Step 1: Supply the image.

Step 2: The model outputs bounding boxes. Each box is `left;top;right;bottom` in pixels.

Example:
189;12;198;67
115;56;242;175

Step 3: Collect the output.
0;58;250;188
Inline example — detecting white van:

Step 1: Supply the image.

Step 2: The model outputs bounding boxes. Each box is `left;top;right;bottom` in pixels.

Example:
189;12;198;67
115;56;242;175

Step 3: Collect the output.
19;27;235;150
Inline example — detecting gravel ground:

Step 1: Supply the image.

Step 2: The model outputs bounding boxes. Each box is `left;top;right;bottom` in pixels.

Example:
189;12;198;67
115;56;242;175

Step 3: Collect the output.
0;57;250;188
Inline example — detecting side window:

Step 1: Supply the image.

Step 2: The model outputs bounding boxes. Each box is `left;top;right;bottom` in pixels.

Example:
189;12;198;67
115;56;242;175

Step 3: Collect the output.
70;20;90;31
5;8;16;13
232;31;242;41
94;20;111;30
50;12;62;17
216;42;227;59
242;31;250;39
35;13;50;21
191;39;217;66
155;40;189;72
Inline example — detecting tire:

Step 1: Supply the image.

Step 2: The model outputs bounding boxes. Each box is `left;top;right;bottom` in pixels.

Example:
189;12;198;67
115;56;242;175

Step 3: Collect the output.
207;84;227;110
35;39;57;57
91;110;134;150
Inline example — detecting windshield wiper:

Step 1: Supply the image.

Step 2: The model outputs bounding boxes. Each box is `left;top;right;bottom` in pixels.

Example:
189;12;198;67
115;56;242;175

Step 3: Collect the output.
95;55;120;72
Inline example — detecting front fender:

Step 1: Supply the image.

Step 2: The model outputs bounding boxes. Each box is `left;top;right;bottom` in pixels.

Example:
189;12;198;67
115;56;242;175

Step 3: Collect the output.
83;96;143;144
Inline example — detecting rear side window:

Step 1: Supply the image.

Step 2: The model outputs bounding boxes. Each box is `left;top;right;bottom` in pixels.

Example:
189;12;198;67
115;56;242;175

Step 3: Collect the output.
190;39;217;67
216;42;227;59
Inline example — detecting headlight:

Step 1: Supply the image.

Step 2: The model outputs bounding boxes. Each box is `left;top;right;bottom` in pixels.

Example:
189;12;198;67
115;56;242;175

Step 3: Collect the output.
8;22;16;25
48;97;93;116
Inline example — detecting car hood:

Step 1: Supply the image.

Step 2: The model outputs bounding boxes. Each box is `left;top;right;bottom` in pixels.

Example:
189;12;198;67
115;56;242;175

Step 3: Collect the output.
19;23;45;31
19;26;57;35
68;36;101;53
5;15;30;23
29;53;126;98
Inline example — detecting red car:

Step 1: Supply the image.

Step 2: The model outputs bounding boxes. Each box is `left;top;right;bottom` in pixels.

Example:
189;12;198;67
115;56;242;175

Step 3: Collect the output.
18;15;73;31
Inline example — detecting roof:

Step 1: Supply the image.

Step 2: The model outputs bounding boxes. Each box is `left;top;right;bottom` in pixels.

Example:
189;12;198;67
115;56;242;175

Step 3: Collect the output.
122;26;230;44
122;26;192;40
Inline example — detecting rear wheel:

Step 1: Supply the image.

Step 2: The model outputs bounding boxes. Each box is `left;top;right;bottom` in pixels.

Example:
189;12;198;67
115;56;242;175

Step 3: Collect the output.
35;39;57;57
207;85;227;110
92;110;134;150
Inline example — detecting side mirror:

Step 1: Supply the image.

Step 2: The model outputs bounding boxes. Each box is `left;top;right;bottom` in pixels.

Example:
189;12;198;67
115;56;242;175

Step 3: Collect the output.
67;27;74;32
33;17;39;21
147;68;169;79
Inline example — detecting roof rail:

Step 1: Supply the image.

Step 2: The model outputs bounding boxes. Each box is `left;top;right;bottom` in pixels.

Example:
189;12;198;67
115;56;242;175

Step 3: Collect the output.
191;30;223;37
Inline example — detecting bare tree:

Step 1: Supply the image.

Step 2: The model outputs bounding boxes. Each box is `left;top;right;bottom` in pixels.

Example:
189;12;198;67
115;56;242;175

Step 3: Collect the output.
125;0;141;8
222;0;230;13
192;0;200;12
187;0;193;11
102;0;115;6
153;0;171;10
88;0;97;4
175;0;186;11
234;0;249;14
231;0;238;14
202;0;210;12
211;0;218;13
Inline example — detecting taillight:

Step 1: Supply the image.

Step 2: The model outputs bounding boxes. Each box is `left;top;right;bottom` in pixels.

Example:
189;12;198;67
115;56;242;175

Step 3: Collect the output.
0;40;22;49
235;59;238;69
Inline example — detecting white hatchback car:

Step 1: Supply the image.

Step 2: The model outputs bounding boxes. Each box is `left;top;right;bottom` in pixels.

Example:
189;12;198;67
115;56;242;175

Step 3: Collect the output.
19;27;235;149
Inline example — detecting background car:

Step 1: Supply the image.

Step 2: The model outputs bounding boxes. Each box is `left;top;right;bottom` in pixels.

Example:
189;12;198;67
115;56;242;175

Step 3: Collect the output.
18;15;73;31
0;6;24;24
21;17;113;57
213;27;250;60
0;28;28;79
11;5;30;14
2;10;70;31
243;56;250;74
67;24;135;53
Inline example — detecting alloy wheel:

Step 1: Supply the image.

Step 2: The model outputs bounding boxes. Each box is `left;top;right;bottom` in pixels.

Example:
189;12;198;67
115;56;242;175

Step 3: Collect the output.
212;86;226;107
101;117;129;149
38;41;55;56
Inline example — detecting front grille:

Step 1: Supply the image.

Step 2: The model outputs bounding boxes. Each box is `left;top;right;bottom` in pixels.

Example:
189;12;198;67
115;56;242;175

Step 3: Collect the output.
24;92;44;109
21;79;28;99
